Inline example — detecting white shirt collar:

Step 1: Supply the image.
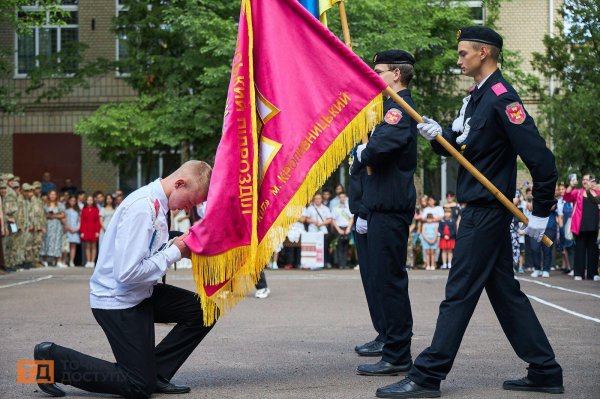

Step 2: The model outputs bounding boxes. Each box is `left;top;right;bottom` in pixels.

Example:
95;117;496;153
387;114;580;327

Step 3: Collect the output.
150;179;169;215
477;72;494;89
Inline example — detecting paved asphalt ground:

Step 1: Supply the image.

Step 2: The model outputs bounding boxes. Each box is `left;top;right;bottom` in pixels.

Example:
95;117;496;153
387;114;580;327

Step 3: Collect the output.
1;267;598;399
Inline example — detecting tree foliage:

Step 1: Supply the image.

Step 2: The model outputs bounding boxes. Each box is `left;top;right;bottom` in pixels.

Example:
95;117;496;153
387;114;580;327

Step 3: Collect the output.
75;0;239;166
532;0;600;176
326;0;473;173
4;0;539;178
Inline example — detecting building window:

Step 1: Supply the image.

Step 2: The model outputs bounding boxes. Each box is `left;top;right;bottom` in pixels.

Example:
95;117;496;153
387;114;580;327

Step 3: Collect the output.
464;1;484;25
116;0;129;76
15;0;79;77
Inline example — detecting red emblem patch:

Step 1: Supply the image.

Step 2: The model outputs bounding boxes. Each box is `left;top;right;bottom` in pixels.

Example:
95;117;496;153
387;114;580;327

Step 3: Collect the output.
384;108;402;125
505;102;526;124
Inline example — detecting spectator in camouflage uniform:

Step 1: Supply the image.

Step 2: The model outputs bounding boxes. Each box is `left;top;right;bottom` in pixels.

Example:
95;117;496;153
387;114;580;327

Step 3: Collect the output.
22;183;37;269
31;181;47;267
13;179;28;269
2;174;19;270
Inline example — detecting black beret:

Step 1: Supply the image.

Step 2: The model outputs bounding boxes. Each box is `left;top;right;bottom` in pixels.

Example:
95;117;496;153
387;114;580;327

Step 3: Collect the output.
373;49;415;66
457;26;503;49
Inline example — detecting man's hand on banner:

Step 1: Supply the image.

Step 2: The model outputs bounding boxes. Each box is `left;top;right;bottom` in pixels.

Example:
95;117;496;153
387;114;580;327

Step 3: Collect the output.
356;144;366;162
356;217;368;234
417;117;442;141
524;215;549;242
174;231;191;258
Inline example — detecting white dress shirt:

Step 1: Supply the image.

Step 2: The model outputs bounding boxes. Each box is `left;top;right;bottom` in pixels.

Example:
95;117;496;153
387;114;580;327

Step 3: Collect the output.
305;204;332;233
331;204;353;228
90;179;182;309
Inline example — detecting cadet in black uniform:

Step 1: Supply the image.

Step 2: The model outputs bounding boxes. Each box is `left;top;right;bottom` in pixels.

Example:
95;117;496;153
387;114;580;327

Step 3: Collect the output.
354;50;418;376
376;27;564;398
349;142;386;357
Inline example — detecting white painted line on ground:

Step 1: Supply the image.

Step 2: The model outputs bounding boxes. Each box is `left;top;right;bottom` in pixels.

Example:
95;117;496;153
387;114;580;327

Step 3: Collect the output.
0;275;53;289
517;277;600;299
527;295;600;323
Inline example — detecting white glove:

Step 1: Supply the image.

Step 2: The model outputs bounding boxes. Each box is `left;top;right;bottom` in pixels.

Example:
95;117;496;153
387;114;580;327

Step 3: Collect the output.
356;144;366;163
417;117;442;141
524;215;549;242
356;217;368;234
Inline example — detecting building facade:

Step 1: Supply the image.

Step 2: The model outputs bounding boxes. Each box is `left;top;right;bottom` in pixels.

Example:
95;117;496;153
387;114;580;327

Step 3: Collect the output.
0;0;563;195
0;0;134;193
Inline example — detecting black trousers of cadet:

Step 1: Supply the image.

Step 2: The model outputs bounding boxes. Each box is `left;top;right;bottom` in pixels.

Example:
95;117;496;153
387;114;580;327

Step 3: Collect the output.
50;284;214;399
408;207;563;389
368;212;413;364
355;217;385;343
574;230;599;279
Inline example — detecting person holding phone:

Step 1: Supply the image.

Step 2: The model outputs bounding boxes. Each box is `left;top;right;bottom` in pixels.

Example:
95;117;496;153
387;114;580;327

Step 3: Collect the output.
563;174;600;281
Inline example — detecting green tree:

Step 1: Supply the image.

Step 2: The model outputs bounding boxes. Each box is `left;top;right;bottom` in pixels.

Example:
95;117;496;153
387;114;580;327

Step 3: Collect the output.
324;0;473;194
532;0;600;177
76;0;475;173
76;0;239;168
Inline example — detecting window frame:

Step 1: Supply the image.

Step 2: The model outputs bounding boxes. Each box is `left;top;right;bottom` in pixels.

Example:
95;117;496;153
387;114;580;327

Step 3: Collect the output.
464;0;485;25
14;2;79;79
115;0;129;77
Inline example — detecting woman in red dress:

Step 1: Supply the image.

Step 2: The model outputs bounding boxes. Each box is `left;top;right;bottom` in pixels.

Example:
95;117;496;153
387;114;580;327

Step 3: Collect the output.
80;195;101;268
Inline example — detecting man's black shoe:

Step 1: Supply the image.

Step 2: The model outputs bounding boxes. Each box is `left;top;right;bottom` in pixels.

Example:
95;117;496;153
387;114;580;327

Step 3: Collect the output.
503;377;564;394
357;360;412;376
376;378;441;398
355;340;384;357
155;376;191;394
355;340;373;352
33;342;66;397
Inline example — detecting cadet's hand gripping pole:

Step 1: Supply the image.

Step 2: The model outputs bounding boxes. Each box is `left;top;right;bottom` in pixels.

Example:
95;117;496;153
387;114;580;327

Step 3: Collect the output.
383;86;553;247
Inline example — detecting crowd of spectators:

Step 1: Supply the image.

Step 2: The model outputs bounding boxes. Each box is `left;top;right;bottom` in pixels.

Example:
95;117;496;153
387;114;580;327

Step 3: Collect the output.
2;172;598;281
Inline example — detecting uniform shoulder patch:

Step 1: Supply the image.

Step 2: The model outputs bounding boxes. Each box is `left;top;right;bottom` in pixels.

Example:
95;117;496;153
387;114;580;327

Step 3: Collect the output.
491;82;508;96
384;108;403;125
505;102;526;124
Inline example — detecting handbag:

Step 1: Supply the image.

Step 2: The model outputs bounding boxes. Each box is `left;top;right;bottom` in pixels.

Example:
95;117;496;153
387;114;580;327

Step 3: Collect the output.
564;217;573;241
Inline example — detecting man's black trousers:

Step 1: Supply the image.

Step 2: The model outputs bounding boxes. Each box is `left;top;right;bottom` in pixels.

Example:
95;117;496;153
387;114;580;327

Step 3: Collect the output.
50;284;214;398
368;211;413;364
355;218;385;343
408;207;562;388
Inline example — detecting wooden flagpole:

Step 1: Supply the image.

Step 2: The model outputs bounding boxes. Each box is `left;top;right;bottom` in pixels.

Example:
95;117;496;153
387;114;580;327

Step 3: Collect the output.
338;1;352;48
337;0;373;177
383;87;553;247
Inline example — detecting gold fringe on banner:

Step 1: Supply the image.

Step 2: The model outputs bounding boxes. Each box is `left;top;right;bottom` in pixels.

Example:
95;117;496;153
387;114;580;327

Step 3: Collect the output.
191;93;383;326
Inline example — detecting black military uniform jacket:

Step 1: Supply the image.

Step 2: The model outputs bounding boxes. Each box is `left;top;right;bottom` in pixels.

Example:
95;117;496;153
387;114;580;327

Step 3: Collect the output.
431;69;557;217
349;153;368;220
358;89;418;214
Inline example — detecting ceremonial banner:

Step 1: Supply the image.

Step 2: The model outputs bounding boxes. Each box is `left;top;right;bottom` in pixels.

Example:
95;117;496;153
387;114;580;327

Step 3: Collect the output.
185;0;387;325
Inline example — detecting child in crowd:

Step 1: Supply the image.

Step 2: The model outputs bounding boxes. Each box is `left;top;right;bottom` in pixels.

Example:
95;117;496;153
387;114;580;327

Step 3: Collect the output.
80;195;101;268
438;207;456;269
421;213;439;270
64;196;80;267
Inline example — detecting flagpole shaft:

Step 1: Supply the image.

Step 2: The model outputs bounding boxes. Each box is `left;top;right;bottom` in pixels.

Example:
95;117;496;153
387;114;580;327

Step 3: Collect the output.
383;87;553;247
337;1;371;172
338;1;352;48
